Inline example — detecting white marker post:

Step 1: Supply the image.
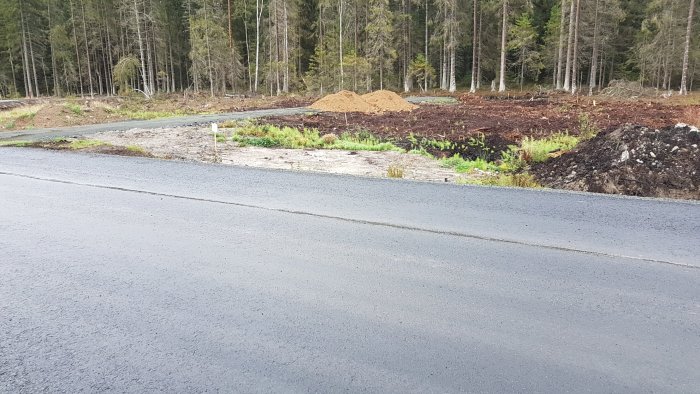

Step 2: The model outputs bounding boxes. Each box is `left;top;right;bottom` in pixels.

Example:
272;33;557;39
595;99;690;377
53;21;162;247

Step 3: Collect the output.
212;123;219;162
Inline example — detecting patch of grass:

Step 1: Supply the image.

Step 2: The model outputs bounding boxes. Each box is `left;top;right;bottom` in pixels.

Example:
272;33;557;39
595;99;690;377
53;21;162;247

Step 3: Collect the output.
68;139;108;150
0;140;32;147
441;154;500;173
459;173;541;188
110;108;191;120
126;145;148;155
408;148;434;158
64;102;83;115
387;164;405;178
578;113;599;140
231;124;401;152
519;133;579;164
0;105;41;129
213;132;229;143
406;133;456;152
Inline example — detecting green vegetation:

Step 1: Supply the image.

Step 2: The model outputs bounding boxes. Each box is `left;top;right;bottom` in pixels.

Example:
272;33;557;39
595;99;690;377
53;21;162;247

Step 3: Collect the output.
64;102;83;115
459;173;541;188
126;145;149;155
226;124;401;152
519;133;579;164
0;140;31;147
387;164;405;178
109;108;192;120
444;132;582;189
442;155;500;173
578;114;599;140
0;106;40;129
67;139;107;149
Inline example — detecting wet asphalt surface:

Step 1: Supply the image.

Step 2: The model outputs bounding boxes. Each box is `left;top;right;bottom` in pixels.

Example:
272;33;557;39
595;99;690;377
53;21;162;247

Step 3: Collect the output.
1;148;699;392
0;107;312;142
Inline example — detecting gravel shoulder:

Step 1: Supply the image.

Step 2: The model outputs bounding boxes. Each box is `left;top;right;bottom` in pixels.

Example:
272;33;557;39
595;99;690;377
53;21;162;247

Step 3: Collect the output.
94;126;466;183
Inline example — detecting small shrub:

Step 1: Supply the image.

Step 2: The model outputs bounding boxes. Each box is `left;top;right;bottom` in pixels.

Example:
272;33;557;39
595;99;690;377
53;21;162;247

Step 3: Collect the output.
442;154;499;173
64;102;83;115
68;139;107;149
387;164;405;178
321;133;338;145
230;124;401;152
499;147;526;172
578;113;599;140
519;133;579;164
126;145;148;155
461;173;541;188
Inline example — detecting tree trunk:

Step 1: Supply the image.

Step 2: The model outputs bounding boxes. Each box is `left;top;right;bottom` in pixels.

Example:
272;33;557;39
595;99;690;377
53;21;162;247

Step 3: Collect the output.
556;0;566;89
339;0;344;90
498;0;508;92
243;0;253;92
424;0;429;91
476;7;482;89
28;30;40;97
81;0;94;97
448;1;456;93
680;0;696;94
441;4;447;90
570;0;580;94
563;0;575;91
469;0;478;93
203;0;215;96
70;0;84;96
48;0;60;95
254;0;264;92
588;0;600;96
19;7;34;98
283;0;290;93
133;0;150;96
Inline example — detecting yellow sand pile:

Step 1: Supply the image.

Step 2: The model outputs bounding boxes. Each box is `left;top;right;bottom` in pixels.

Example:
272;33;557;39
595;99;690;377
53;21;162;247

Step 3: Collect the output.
362;90;418;112
309;90;417;114
309;90;379;113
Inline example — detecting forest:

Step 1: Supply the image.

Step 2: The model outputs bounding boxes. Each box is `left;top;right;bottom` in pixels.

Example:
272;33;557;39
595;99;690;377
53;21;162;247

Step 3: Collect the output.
0;0;697;98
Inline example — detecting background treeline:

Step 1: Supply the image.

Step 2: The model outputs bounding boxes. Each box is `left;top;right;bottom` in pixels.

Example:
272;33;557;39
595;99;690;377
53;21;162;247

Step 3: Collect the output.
0;0;697;98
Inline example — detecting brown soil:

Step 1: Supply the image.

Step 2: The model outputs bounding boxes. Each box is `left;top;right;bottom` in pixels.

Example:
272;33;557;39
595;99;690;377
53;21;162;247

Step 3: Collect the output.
22;104;124;129
531;124;700;199
362;90;418;112
2;94;311;131
310;90;380;113
266;96;688;161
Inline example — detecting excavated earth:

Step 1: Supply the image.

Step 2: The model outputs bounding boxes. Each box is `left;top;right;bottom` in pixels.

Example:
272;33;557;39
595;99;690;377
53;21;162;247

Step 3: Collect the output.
266;96;687;161
531;124;700;199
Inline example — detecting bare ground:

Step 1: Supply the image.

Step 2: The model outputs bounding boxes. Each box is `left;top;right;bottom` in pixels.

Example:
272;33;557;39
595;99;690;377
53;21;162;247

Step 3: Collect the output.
93;126;467;183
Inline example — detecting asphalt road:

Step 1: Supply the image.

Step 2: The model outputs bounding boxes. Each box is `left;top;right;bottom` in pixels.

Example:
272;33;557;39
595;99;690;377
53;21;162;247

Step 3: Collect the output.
1;148;699;392
0;107;311;141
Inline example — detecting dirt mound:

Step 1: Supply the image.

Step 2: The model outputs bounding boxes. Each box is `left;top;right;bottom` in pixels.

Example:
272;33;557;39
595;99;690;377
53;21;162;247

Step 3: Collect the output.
532;124;700;199
310;90;379;113
362;90;417;112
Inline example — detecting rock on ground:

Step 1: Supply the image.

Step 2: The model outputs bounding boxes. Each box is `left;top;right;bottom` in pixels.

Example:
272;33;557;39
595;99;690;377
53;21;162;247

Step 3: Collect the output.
532;124;700;199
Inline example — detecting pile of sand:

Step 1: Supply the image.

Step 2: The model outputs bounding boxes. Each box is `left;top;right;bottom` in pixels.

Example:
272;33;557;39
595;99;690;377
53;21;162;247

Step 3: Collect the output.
362;90;418;112
310;90;379;113
309;90;416;114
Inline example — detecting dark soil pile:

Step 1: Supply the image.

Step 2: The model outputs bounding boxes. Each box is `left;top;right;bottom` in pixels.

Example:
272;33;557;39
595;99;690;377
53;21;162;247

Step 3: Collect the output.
532;124;700;199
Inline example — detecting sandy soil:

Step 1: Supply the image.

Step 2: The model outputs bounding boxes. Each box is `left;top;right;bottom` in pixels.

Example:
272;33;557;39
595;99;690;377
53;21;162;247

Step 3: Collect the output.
93;126;467;183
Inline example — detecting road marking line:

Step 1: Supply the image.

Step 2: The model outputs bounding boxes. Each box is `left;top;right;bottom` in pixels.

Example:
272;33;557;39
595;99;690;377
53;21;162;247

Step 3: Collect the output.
1;171;696;270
